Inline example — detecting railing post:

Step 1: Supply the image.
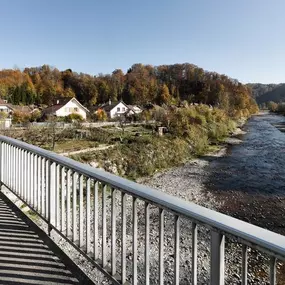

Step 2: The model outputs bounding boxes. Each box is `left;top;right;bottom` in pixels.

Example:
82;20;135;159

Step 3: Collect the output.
0;141;2;190
48;160;56;236
211;231;225;285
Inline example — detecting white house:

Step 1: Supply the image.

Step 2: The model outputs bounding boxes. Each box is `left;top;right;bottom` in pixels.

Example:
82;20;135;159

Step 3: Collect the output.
96;101;142;119
43;97;89;120
126;105;142;116
0;99;13;114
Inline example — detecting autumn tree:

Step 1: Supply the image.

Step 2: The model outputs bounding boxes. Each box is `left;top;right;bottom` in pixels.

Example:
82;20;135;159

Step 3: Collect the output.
157;84;171;105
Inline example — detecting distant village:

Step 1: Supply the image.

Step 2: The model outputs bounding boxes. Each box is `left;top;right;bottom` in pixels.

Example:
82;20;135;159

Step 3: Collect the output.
0;97;144;128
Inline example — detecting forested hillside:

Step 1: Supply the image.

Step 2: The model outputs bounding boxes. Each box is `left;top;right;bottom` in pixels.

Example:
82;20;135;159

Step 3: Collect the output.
0;63;257;116
248;83;285;105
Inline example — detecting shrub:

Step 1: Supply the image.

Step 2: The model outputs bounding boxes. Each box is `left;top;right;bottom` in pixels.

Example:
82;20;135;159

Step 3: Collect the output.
64;113;84;123
94;109;107;121
0;111;8;119
12;111;31;124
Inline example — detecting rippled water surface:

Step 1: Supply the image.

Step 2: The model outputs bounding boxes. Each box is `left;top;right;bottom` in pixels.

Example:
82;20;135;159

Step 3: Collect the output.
207;113;285;195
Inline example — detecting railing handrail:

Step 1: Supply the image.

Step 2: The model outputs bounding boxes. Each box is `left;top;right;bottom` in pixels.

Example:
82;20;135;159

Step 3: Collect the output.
1;134;285;260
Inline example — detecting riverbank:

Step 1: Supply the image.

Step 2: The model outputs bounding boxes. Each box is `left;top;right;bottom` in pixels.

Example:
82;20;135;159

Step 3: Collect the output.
140;113;285;284
138;123;246;210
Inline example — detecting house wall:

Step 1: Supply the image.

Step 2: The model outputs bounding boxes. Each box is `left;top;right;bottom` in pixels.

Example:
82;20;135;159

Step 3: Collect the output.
55;99;87;119
0;106;11;113
109;102;128;118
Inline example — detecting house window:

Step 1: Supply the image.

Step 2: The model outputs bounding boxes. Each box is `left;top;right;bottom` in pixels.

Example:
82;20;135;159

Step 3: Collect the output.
122;107;125;111
117;107;120;112
74;107;79;112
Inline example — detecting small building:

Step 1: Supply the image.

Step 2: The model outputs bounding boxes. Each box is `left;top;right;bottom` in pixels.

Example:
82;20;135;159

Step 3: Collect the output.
0;99;13;114
95;101;142;119
43;97;89;120
127;105;142;116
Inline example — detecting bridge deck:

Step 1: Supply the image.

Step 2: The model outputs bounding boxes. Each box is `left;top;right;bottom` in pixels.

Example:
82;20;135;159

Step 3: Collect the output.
0;192;84;285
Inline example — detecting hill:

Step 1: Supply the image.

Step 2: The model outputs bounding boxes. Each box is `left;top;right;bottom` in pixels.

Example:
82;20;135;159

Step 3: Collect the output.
247;83;285;104
0;63;258;117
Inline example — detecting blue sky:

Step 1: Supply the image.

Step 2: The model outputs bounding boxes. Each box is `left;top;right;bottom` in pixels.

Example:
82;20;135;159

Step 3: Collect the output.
0;0;284;83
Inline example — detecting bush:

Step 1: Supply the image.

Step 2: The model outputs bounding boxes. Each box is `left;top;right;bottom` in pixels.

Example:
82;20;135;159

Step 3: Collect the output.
12;111;31;124
64;113;84;123
94;109;107;121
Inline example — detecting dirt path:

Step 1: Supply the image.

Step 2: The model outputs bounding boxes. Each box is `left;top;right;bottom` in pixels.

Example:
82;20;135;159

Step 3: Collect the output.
60;144;115;156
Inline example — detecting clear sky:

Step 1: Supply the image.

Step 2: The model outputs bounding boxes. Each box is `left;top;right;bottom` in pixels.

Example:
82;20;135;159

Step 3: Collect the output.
0;0;284;83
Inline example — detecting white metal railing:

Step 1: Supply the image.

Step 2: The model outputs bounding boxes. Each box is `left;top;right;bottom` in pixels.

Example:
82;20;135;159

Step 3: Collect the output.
0;134;284;284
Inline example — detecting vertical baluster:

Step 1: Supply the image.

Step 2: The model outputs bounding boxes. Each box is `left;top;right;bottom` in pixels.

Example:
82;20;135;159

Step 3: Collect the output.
5;144;8;186
34;155;37;210
10;145;12;189
159;208;164;285
45;159;49;220
30;153;34;207
86;177;91;253
174;215;180;285
270;257;276;285
9;145;12;188
145;202;150;285
72;172;78;243
61;166;66;232
121;192;127;284
24;150;28;201
13;146;15;191
8;145;12;188
2;143;4;185
111;188;116;276
15;147;17;192
133;197;138;285
192;222;197;285
21;149;24;198
11;146;13;188
102;184;107;267
66;169;71;237
41;158;45;216
0;142;2;188
49;161;56;232
7;145;11;188
37;156;41;212
94;181;99;260
210;231;225;285
79;175;84;248
3;143;6;185
242;245;248;285
27;152;31;204
12;146;14;190
56;164;60;228
14;147;17;192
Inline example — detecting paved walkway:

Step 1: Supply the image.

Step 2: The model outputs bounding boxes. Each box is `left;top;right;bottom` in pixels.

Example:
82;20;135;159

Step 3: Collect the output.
0;193;85;285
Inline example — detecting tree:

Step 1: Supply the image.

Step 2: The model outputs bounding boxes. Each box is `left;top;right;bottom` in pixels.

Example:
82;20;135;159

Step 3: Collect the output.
267;101;278;112
12;111;31;124
94;109;107;121
30;109;41;122
157;84;171;105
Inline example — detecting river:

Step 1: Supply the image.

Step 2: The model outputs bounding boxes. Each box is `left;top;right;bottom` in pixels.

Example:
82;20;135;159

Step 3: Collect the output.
205;112;285;234
144;112;285;235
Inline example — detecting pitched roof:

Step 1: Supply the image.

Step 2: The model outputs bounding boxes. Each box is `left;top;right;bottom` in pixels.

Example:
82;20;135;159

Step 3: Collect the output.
10;105;33;113
53;97;72;106
42;105;63;115
95;101;129;112
43;97;89;115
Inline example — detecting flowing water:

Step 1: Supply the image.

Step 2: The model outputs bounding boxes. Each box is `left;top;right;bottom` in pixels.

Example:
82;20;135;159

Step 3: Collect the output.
205;112;285;234
208;112;285;195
